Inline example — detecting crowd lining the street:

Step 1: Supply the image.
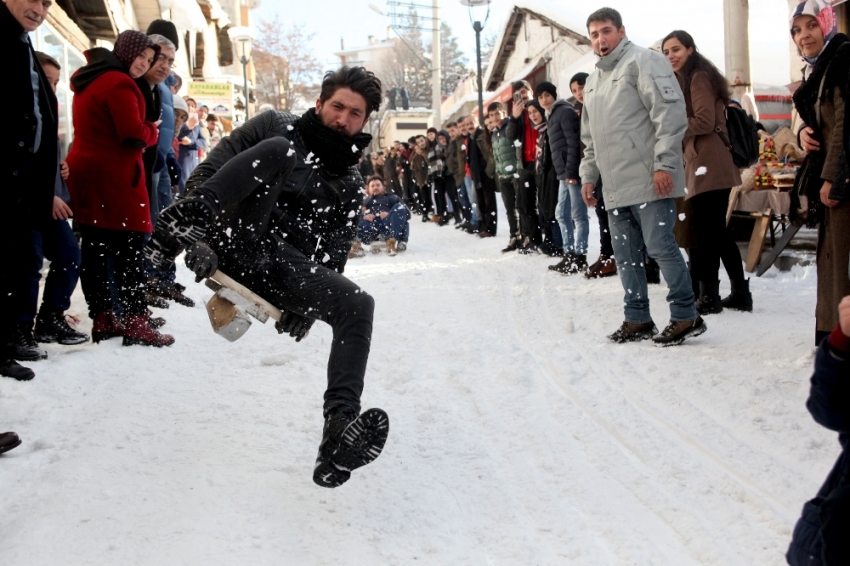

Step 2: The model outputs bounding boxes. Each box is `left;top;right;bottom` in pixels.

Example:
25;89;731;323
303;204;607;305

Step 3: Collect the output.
2;0;849;560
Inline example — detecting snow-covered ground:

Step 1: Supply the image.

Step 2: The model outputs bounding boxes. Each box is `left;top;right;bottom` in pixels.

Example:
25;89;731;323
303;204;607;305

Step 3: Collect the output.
0;206;836;565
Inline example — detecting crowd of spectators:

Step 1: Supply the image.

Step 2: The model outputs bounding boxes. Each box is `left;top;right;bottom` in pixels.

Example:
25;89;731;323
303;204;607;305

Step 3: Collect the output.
3;1;849;559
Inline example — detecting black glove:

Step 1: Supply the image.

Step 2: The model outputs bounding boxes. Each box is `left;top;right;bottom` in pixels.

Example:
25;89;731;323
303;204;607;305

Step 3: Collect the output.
275;311;314;342
184;241;218;282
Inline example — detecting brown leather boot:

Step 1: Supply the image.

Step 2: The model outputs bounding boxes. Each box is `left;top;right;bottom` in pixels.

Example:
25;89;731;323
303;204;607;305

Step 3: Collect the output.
91;311;126;343
652;317;707;347
608;320;658;343
386;238;398;257
348;241;365;258
122;315;175;347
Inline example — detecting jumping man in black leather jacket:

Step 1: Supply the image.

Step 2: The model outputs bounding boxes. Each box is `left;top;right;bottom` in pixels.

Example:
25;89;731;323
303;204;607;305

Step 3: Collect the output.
146;67;389;489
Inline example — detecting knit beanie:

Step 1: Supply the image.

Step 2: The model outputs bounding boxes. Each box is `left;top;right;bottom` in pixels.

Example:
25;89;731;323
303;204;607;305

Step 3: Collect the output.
113;30;160;71
146;19;180;51
173;94;189;115
427;127;438;135
534;81;557;100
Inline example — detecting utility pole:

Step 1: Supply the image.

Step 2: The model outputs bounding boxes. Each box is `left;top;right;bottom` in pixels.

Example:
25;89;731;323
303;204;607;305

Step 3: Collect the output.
432;0;441;127
723;0;751;100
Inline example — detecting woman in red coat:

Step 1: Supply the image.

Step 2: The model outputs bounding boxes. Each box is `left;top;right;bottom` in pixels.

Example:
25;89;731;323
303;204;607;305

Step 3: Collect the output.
67;30;174;347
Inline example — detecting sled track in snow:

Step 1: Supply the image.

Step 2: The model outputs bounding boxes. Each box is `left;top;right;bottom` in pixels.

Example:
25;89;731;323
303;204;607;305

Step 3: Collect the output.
496;263;797;561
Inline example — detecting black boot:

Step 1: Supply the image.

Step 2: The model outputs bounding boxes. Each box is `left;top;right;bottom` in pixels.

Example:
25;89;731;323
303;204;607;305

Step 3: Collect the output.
34;310;89;345
721;278;753;312
0;358;35;381
313;407;389;488
7;323;47;361
696;280;723;315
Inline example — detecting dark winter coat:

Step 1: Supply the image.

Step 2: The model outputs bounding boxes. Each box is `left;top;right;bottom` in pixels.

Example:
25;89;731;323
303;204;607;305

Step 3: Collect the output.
534;121;558;221
362;193;403;216
383;155;400;195
467;129;495;186
136;78;163;204
546;99;582;181
446;137;466;186
492;118;520;178
427;138;448;180
1;2;58;231
411;152;428;187
188;110;365;274
66;48;159;233
787;336;850;565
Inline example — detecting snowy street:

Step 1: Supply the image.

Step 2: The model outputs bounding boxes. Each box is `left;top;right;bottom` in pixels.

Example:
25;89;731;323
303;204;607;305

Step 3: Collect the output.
0;212;835;565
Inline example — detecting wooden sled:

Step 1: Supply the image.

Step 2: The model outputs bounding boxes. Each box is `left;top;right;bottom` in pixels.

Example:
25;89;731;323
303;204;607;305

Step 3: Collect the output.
204;270;294;342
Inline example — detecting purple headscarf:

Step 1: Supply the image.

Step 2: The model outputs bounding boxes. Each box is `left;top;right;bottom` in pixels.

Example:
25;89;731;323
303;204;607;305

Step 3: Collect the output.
113;30;160;71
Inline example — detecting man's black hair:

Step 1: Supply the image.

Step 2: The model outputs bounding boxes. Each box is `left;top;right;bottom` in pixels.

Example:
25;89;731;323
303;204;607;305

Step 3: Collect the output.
569;72;589;87
35;51;61;70
407;136;417;144
487;101;505;113
586;7;623;30
320;66;383;117
512;80;532;93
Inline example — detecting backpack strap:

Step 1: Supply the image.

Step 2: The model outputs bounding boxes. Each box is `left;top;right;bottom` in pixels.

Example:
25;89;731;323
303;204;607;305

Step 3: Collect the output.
714;104;733;151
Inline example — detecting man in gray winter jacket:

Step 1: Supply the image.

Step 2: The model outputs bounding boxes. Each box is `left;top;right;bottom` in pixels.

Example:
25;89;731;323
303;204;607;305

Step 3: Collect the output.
578;7;705;346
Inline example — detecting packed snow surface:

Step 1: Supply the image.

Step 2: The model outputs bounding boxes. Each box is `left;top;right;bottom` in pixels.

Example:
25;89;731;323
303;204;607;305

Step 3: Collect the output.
0;207;834;565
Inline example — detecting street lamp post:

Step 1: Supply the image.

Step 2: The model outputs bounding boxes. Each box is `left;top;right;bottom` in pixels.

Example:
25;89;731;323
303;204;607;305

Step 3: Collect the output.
227;26;256;121
461;0;491;122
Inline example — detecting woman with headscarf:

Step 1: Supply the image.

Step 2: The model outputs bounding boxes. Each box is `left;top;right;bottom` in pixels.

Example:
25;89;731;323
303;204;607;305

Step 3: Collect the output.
788;0;850;346
66;30;175;348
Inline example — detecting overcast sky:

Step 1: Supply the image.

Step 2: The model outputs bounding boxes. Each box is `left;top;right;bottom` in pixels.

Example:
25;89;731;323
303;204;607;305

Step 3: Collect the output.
253;0;795;87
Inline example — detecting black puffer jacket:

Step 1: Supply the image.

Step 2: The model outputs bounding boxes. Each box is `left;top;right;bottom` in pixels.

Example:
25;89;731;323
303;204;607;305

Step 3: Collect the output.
188;110;364;274
546;99;581;181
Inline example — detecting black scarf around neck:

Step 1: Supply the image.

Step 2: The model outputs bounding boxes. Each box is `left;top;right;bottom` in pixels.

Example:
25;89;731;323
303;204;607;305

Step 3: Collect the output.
298;108;372;176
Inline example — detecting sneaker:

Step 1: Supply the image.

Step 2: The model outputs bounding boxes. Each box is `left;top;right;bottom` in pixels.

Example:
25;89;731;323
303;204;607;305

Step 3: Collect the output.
34;311;89;345
156;285;196;308
608;320;658;343
652;317;707;346
548;253;576;273
122;315;175;347
91;311;126;343
502;237;520;253
313;408;390;488
562;254;588;273
0;359;34;381
8;324;47;361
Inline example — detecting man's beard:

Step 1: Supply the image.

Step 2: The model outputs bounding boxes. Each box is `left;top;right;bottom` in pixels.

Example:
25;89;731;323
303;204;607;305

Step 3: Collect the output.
317;106;360;137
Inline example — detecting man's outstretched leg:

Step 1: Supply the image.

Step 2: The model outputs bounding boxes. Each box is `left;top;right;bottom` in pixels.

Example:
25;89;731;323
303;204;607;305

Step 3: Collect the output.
214;236;388;487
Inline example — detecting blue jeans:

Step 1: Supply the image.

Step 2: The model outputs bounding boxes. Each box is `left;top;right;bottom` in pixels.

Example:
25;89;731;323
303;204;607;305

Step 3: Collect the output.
20;220;81;322
608;199;696;323
357;204;411;243
555;181;588;254
464;176;478;225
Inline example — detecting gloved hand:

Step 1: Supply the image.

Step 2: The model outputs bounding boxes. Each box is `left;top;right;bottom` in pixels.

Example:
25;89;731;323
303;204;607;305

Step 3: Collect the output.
275;311;314;342
184;241;218;282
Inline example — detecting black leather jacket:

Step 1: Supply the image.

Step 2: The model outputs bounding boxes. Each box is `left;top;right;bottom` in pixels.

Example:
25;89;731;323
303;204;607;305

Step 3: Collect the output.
188;111;364;274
